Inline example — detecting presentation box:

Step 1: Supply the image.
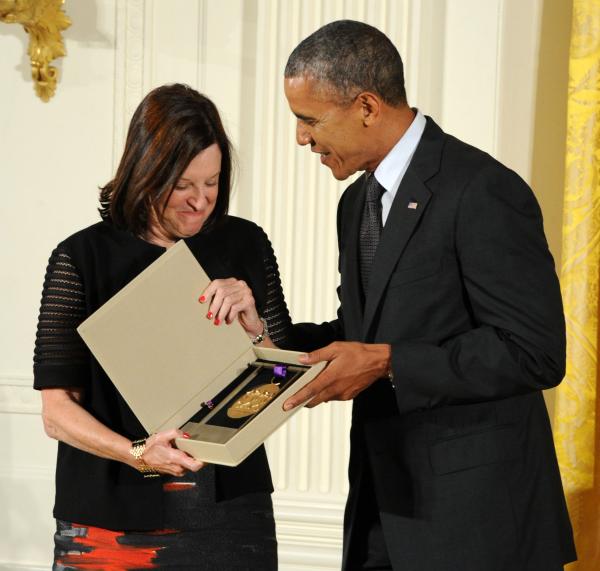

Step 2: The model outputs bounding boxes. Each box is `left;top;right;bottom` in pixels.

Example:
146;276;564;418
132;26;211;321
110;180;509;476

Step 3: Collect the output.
77;240;324;466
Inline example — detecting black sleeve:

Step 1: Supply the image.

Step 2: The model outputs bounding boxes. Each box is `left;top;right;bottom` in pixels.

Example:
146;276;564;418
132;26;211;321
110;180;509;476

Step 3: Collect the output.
33;247;89;390
256;228;295;347
392;166;566;412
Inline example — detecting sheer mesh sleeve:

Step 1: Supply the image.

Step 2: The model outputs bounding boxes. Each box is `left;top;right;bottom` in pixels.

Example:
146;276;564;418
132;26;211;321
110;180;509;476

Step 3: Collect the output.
33;247;89;389
259;231;294;347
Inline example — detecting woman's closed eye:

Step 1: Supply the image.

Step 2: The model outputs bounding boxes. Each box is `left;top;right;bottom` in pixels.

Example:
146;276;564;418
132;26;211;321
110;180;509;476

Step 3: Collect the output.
174;176;218;191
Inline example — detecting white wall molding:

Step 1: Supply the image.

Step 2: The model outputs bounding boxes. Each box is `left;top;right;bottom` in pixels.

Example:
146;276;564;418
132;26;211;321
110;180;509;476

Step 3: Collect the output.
407;0;446;120
495;0;543;182
0;564;47;571
112;0;145;171
0;460;56;567
196;0;208;91
0;465;54;482
0;374;39;415
0;374;33;385
275;494;345;569
266;402;352;495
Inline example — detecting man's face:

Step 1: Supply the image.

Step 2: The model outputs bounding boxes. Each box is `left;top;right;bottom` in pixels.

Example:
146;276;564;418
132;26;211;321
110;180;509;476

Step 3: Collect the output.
284;76;374;180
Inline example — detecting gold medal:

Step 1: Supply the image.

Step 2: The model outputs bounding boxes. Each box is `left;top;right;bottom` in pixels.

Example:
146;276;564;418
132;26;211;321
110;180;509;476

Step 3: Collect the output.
227;382;280;419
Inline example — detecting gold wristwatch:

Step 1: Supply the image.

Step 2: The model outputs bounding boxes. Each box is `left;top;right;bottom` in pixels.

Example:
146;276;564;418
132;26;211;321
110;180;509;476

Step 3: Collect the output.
130;438;160;478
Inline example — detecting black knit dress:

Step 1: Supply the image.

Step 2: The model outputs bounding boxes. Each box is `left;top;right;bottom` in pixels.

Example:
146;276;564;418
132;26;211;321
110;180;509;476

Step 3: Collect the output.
34;217;294;570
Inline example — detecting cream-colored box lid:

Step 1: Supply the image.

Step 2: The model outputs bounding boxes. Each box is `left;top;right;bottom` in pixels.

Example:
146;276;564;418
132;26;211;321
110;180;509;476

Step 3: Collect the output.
77;240;257;434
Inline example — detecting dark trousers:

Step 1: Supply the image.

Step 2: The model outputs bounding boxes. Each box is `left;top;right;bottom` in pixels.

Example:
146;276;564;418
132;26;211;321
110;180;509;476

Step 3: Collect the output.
346;464;393;570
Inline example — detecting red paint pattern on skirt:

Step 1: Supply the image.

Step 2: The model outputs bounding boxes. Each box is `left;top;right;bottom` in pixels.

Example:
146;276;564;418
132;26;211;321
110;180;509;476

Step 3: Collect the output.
163;481;197;492
57;524;176;570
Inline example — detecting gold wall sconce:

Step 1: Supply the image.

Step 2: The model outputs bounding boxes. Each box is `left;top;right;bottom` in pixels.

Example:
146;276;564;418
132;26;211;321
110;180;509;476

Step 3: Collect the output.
0;0;71;102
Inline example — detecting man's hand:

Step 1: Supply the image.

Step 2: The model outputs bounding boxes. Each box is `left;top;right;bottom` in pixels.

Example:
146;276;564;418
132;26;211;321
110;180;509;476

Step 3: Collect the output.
283;342;392;410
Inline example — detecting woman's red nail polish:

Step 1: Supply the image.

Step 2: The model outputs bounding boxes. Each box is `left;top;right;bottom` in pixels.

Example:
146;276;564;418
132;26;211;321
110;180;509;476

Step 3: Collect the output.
206;312;213;319
199;295;206;303
182;432;191;439
214;318;221;326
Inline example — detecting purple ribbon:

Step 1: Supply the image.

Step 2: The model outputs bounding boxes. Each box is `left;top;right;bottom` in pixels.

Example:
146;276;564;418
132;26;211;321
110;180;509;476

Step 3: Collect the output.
273;365;287;378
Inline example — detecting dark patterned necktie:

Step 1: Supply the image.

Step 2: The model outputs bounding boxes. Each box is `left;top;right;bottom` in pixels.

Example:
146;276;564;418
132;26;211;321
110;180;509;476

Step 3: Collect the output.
359;173;385;294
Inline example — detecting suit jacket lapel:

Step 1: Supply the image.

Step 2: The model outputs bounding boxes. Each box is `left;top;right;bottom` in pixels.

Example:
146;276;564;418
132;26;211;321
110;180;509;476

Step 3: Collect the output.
361;173;431;338
361;116;445;339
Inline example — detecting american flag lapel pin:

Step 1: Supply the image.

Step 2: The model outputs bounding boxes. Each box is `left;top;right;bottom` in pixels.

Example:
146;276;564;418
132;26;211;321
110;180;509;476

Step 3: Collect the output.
408;201;418;210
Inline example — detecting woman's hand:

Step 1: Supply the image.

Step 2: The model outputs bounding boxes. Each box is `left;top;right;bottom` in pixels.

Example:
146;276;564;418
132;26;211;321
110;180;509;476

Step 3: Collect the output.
199;278;263;336
140;429;204;477
41;388;205;477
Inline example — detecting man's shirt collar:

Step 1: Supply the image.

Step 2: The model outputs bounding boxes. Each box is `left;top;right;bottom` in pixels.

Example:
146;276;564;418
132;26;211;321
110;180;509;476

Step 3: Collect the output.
374;109;426;194
372;109;426;225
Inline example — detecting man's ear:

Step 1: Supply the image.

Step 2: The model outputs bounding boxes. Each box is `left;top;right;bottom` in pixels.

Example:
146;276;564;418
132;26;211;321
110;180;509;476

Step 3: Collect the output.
357;92;382;126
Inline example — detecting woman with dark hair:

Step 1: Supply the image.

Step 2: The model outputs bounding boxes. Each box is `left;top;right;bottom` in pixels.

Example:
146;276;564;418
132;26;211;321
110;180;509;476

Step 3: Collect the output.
33;84;289;569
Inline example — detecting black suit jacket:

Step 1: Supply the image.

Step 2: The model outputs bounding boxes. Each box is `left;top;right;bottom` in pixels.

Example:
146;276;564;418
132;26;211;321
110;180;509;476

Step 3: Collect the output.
294;118;576;570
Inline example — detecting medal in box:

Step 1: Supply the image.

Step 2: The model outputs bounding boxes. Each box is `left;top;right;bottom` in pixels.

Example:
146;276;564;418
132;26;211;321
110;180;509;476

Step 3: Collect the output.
77;241;325;466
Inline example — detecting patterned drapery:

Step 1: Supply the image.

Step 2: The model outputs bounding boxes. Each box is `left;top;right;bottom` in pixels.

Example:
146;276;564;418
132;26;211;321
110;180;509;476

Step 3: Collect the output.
554;1;600;568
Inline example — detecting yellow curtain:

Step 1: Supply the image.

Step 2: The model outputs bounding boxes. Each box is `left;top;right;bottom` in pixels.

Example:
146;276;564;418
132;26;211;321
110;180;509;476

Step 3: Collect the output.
554;1;600;568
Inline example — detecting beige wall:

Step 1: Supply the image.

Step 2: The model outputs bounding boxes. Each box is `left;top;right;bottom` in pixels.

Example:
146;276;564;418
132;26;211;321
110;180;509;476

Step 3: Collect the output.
531;0;573;420
532;0;572;269
0;1;565;569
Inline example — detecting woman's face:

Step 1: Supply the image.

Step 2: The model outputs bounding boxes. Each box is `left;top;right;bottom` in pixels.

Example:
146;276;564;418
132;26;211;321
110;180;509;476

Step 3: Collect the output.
150;143;221;245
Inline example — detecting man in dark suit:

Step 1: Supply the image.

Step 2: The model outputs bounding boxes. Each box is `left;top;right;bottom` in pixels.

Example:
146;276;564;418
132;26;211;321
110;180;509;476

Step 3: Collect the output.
282;20;576;571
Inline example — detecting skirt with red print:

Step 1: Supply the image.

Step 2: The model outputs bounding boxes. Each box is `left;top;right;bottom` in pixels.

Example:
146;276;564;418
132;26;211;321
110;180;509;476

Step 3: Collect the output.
52;464;277;571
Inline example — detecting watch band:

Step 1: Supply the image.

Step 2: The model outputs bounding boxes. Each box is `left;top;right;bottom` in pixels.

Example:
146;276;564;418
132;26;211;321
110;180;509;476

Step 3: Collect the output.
251;317;269;345
130;438;160;478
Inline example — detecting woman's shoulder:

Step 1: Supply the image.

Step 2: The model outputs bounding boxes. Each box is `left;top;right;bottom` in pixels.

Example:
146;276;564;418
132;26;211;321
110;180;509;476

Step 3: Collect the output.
51;221;107;251
55;221;142;263
200;216;274;268
62;220;111;241
219;215;265;235
213;215;270;245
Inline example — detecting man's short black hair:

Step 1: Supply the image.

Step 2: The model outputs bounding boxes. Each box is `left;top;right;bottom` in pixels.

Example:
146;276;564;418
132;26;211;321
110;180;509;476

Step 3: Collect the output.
285;19;407;106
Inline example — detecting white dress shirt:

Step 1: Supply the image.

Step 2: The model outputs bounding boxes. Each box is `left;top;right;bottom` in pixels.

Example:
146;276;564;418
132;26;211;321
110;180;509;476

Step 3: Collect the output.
374;109;427;225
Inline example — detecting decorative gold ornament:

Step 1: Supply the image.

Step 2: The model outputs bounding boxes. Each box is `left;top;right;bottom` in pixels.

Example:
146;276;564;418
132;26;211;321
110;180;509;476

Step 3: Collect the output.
0;0;71;102
227;383;281;419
